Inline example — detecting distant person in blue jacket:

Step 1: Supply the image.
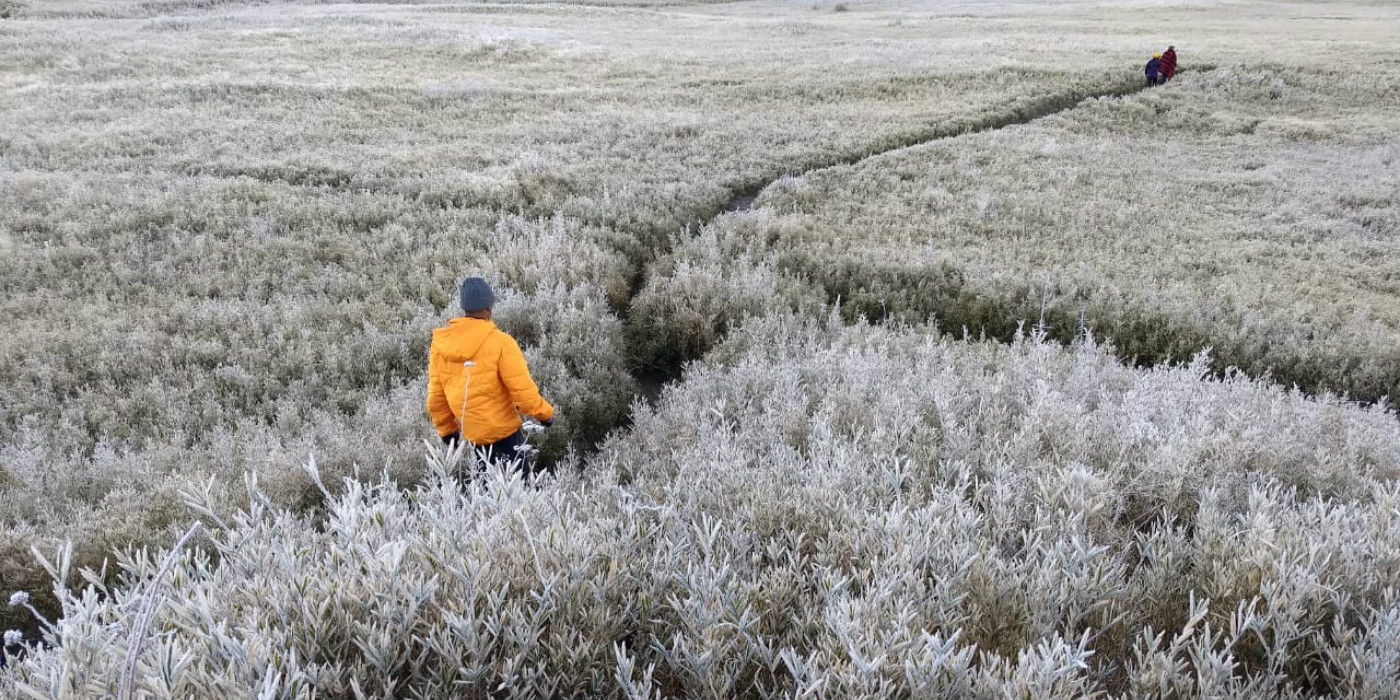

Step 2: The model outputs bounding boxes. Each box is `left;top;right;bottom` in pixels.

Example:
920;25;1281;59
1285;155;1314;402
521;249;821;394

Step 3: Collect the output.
1145;53;1163;86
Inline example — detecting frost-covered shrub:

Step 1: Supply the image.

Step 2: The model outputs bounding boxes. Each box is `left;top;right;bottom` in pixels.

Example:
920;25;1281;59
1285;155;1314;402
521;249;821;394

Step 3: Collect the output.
492;282;637;459
1;0;1153;635
743;65;1400;402
597;316;1400;696
627;213;824;374
6;319;1399;699
4;0;1399;683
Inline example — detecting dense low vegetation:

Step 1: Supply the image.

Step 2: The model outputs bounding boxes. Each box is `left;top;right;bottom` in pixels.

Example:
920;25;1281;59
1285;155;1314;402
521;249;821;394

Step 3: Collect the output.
1;0;1140;625
634;64;1400;401
3;0;1399;695
8;319;1400;698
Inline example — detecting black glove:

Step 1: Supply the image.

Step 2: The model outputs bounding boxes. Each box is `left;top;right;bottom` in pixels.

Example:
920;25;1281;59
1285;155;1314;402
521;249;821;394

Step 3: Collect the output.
441;431;461;446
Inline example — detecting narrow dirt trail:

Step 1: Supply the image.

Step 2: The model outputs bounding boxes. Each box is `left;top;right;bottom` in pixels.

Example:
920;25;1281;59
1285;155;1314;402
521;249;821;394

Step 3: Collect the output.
619;73;1197;409
618;65;1391;422
714;78;1163;216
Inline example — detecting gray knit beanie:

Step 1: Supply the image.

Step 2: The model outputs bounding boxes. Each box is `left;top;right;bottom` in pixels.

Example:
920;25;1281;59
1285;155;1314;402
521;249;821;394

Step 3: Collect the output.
459;277;495;312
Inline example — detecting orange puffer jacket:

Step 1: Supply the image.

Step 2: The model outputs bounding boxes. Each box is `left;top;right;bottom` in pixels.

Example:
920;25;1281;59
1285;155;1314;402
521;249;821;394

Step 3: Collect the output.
426;318;555;444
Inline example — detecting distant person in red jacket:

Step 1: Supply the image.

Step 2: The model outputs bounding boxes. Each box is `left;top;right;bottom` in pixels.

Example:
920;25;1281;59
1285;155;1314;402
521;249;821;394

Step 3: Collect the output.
1160;46;1178;81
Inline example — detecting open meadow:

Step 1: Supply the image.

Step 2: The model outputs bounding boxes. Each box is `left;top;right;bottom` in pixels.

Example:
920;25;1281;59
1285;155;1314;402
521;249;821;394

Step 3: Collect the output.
2;0;1399;697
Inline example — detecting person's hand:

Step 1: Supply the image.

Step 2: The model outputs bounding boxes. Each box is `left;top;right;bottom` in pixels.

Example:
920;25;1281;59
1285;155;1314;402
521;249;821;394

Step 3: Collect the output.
441;431;461;446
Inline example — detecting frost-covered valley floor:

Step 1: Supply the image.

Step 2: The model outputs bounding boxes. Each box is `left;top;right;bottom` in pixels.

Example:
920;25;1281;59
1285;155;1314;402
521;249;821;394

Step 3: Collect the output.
2;0;1400;697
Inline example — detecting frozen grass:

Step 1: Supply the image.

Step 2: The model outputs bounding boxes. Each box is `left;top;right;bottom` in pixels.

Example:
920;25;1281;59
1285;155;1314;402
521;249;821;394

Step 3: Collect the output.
754;64;1400;402
0;0;1171;632
635;13;1400;400
2;0;1399;689
6;319;1400;698
13;0;749;20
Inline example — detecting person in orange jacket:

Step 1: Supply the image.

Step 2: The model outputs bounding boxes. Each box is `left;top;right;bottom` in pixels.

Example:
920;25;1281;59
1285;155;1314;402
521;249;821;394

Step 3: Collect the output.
426;277;555;466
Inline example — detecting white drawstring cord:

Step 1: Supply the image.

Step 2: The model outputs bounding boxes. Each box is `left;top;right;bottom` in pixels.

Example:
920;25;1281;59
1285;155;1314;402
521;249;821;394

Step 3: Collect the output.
459;361;475;442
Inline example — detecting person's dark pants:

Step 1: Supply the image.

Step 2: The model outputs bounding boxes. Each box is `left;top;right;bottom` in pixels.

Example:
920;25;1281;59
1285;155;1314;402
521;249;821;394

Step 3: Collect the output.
452;430;535;486
476;430;527;466
1146;74;1160;86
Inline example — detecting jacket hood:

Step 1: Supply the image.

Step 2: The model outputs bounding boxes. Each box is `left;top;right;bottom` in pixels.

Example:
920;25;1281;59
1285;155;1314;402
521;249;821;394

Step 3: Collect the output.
432;318;497;363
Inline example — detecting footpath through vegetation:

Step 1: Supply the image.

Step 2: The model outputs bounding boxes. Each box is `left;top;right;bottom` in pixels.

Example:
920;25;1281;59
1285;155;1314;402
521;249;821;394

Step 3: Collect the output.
627;69;1206;385
3;0;1400;697
0;0;1167;625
